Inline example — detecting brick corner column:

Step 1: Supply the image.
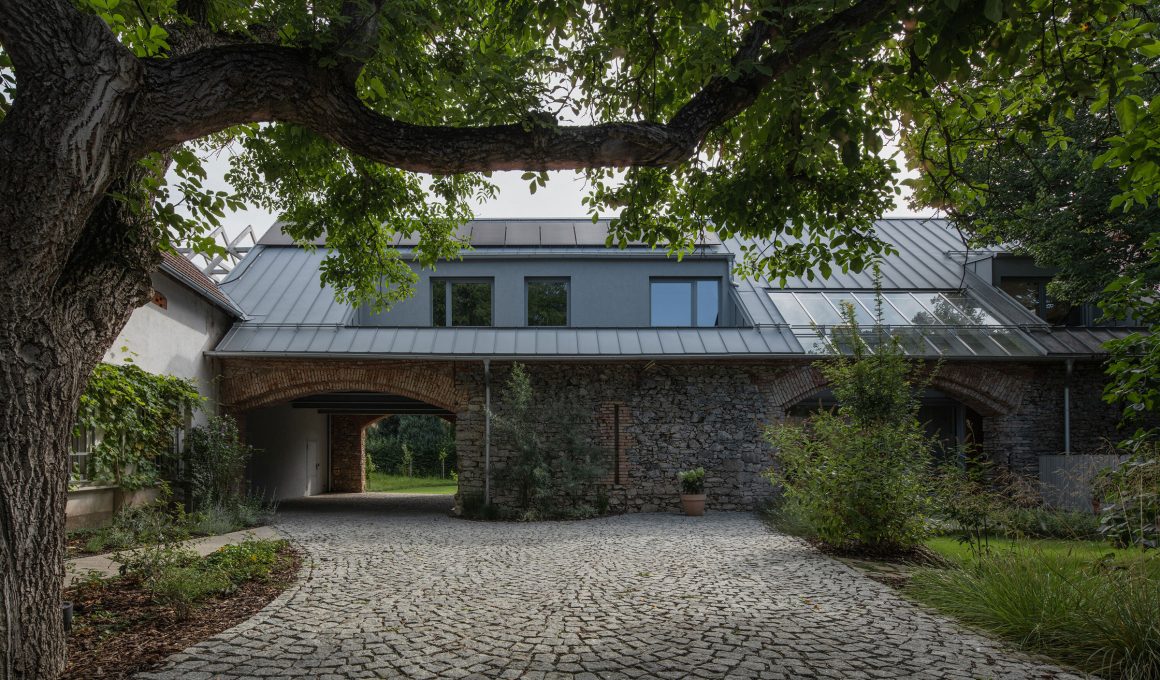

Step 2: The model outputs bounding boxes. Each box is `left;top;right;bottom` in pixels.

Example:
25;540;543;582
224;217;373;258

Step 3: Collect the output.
330;415;369;493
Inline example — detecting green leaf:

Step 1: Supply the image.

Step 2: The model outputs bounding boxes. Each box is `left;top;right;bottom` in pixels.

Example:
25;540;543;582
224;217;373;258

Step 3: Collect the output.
1115;97;1140;131
983;0;1003;23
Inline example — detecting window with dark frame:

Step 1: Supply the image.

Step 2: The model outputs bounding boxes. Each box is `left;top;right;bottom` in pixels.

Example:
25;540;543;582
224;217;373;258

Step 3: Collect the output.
999;277;1083;326
650;279;720;327
69;427;96;483
526;278;569;327
432;279;493;327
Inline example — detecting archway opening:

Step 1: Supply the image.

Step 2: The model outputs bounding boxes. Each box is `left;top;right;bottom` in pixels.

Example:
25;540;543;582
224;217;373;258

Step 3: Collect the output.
364;414;457;495
243;390;456;500
787;387;984;463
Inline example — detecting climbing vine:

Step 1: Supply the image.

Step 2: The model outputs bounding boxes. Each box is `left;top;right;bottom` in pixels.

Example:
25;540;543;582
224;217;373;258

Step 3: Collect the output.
73;363;202;489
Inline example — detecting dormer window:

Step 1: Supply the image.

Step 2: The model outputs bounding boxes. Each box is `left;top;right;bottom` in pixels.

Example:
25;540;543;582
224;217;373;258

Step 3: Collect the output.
432;279;492;327
998;277;1083;326
526;278;569;327
650;279;719;327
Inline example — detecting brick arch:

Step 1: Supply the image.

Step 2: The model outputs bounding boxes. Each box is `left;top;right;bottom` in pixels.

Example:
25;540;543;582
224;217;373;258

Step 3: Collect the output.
928;364;1026;417
765;362;1025;417
761;364;828;411
219;359;463;412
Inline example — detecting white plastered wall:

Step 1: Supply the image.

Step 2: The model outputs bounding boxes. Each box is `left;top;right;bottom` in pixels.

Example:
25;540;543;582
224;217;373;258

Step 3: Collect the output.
244;404;330;500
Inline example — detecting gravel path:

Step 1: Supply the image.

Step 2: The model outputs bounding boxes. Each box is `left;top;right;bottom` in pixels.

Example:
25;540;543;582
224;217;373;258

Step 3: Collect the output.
138;494;1083;679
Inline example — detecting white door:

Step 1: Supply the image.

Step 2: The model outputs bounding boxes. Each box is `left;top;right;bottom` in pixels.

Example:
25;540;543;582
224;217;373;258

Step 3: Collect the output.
305;439;319;496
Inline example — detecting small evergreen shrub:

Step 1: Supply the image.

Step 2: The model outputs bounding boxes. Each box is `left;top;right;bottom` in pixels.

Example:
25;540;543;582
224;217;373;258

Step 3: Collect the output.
489;363;610;520
765;308;934;552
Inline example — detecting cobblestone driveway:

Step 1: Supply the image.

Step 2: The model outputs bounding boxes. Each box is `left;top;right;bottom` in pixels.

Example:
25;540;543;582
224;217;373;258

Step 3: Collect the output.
140;494;1082;679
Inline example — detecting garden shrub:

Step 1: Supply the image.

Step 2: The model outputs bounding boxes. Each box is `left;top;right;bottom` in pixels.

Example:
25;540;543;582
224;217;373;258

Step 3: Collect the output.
185;416;275;532
189;504;240;537
931;459;1104;553
83;491;192;554
125;538;291;620
909;550;1160;679
490;363;610;520
1096;438;1160;549
999;507;1102;541
765;311;934;552
203;539;287;584
150;565;232;620
186;415;254;507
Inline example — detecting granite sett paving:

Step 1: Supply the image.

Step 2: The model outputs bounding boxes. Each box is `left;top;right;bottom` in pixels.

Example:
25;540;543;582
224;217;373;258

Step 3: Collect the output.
137;493;1085;679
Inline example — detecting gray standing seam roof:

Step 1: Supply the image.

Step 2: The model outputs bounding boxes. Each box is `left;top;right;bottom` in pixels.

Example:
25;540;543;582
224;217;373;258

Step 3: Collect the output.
213;325;803;358
731;218;974;291
213;218;1126;360
256;218;723;248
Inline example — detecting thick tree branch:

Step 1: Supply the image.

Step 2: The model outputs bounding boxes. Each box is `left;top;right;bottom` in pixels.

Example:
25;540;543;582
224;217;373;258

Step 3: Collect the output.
136;0;902;173
138;45;685;171
0;0;110;74
670;0;900;138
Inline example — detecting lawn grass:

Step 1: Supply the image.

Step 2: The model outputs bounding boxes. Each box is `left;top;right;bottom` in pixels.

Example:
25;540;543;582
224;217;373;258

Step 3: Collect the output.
925;535;1151;566
366;472;457;495
911;537;1160;679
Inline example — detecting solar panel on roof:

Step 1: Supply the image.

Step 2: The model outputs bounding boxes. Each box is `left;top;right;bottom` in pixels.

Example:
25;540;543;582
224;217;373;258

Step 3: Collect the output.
574;222;611;245
539;222;577;245
470;222;505;245
505;222;540;245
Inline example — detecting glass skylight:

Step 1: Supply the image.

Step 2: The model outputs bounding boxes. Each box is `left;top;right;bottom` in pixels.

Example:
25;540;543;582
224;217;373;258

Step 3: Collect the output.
766;290;1037;357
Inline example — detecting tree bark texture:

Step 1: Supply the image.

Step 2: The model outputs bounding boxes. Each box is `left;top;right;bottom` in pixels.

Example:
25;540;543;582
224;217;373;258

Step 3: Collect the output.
0;0;902;676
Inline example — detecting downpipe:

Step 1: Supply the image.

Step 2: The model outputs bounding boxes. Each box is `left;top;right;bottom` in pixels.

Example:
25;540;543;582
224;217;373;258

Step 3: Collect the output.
484;359;491;505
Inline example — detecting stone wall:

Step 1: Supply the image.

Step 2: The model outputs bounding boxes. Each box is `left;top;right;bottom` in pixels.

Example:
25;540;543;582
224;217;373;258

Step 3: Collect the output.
455;361;786;513
222;355;1141;513
982;360;1143;472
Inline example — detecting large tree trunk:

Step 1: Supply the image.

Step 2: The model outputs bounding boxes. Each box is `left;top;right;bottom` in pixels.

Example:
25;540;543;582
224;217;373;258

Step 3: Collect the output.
0;206;154;678
0;329;95;679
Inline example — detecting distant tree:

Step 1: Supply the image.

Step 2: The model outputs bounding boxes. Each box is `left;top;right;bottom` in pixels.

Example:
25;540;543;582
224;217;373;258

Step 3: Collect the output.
365;416;454;477
927;103;1159;305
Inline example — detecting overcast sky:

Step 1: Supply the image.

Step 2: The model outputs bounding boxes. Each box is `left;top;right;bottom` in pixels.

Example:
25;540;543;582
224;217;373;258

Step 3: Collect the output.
199;149;931;242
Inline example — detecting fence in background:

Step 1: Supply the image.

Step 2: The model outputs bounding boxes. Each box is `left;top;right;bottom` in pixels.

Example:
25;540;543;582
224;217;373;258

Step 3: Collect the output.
1039;454;1128;512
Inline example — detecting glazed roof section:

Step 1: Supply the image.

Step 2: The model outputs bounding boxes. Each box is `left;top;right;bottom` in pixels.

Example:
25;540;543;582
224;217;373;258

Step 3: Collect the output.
212;218;1118;359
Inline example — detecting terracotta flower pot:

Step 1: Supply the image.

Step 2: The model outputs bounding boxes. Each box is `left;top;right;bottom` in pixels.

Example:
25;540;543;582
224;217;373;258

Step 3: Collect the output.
681;493;706;516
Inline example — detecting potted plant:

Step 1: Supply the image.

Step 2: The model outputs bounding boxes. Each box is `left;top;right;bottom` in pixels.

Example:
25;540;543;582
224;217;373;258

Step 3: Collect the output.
678;468;706;516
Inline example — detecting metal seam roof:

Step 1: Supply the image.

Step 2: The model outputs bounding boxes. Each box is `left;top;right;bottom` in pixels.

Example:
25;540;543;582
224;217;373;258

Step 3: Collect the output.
214;218;1126;360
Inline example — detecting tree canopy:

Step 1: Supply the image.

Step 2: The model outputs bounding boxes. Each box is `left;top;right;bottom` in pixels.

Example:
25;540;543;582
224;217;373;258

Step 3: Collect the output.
930;102;1159;305
3;1;1160;676
7;0;1156;307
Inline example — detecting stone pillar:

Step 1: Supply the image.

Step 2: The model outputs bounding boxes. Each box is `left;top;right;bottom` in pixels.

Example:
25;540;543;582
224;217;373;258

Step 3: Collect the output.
330;415;370;493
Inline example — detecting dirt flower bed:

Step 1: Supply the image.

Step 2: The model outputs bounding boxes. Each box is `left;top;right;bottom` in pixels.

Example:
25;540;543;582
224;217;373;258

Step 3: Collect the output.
62;540;300;679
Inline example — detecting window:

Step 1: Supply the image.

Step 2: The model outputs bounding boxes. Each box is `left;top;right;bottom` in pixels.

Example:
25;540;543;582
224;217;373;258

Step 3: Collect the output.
432;279;492;327
526;278;569;327
650;279;719;327
69;427;96;483
999;277;1082;326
